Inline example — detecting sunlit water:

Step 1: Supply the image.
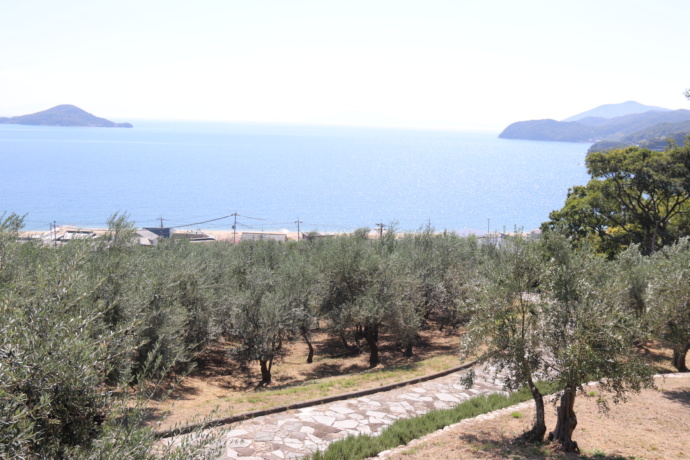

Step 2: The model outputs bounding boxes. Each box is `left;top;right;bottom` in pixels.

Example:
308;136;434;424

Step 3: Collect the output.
0;121;591;233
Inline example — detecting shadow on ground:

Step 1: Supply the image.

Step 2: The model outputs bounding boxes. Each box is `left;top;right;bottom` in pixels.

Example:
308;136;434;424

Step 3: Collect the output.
457;432;638;459
661;388;690;408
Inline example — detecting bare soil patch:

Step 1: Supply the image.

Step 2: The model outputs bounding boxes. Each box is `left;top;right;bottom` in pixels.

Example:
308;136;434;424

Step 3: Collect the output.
146;323;463;431
385;374;690;460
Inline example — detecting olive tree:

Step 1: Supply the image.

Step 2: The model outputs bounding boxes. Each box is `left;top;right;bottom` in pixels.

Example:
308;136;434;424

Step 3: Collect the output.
276;246;320;363
647;238;690;371
353;250;422;366
540;235;655;453
315;230;377;353
399;226;482;332
225;240;297;384
315;229;424;367
460;235;550;442
0;216;223;459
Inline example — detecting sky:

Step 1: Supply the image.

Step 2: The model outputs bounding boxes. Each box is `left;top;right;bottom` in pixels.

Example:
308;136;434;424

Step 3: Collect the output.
1;0;689;130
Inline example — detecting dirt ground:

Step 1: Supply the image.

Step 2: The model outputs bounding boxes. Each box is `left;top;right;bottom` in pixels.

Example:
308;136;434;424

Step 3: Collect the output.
147;323;464;430
147;332;682;438
384;373;690;460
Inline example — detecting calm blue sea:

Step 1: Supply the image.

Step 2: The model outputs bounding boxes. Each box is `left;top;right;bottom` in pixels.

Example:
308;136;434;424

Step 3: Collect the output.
0;121;591;233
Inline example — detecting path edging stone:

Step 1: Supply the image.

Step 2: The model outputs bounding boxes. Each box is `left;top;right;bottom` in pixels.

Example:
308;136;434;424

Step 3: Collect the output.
375;372;690;458
155;360;476;439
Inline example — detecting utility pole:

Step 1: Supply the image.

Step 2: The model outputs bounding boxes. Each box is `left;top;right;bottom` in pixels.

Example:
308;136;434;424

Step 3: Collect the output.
375;222;386;239
158;216;164;229
53;220;57;248
231;212;238;243
295;217;302;241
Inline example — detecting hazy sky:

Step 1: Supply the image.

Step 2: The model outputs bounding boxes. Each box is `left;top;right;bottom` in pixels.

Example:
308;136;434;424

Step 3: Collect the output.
2;0;688;130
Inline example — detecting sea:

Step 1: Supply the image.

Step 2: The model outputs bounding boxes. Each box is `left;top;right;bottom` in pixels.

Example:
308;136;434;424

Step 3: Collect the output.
0;120;592;234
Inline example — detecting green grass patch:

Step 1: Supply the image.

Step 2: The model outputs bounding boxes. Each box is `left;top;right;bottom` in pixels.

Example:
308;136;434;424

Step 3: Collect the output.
250;357;453;403
245;396;264;404
310;381;559;460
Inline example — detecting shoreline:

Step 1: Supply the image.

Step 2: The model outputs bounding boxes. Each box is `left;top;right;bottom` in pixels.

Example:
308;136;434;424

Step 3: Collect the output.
18;225;541;246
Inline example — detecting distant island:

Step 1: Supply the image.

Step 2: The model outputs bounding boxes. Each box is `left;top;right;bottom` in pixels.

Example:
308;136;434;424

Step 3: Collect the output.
0;105;133;128
499;101;690;152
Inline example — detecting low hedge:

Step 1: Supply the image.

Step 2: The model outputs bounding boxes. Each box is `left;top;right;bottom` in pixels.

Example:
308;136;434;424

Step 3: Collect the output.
310;382;559;460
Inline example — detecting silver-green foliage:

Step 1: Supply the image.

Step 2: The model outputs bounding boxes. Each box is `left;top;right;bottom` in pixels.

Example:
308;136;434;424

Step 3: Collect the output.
541;234;654;403
0;215;223;458
647;238;690;371
459;234;549;440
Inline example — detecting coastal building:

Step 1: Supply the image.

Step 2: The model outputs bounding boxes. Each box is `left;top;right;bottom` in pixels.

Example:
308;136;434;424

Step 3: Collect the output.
136;229;160;246
58;229;97;241
172;231;216;243
143;227;174;239
301;231;334;241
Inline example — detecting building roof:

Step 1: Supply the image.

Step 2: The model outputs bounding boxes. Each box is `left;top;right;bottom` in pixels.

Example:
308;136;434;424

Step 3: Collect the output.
136;229;160;246
58;230;97;241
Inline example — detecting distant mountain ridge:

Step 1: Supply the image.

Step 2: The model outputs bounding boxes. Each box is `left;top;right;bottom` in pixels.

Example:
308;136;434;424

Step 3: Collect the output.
498;101;690;151
0;105;132;128
562;101;670;122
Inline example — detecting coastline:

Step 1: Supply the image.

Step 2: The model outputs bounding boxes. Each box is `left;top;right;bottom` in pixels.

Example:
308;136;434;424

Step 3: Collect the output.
18;225;542;247
18;226;329;243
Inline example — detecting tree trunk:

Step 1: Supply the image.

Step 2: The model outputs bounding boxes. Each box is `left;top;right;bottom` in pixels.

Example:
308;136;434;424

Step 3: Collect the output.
521;377;546;442
548;387;579;453
364;325;379;368
672;342;690;372
259;359;272;384
403;344;413;358
339;329;350;349
302;331;314;364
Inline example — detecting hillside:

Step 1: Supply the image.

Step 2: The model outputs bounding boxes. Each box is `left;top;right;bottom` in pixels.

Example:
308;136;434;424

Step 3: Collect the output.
587;119;690;152
498;119;596;142
0;105;133;127
499;101;690;150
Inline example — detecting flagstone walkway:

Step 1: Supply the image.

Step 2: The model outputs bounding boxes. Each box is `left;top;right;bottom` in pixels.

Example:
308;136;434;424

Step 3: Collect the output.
170;364;507;460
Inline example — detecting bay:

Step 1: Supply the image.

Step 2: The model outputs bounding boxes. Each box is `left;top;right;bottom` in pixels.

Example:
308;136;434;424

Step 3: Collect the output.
0;121;591;233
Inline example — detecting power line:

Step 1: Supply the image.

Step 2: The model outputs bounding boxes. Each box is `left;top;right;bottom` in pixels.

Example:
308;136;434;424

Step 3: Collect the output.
169;215;231;229
237;214;267;221
375;222;386;239
295;217;302;240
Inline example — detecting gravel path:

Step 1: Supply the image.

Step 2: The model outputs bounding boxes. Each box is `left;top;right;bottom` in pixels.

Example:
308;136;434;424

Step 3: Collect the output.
167;364;507;460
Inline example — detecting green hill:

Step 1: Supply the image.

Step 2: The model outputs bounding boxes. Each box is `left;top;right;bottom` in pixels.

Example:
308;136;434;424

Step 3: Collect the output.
587;120;690;153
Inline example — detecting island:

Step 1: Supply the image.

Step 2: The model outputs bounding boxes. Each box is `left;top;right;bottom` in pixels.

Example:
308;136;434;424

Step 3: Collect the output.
499;101;690;152
0;105;133;128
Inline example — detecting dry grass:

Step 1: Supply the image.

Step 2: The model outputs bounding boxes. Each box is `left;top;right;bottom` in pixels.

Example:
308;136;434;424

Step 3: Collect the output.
384;374;690;460
146;323;464;430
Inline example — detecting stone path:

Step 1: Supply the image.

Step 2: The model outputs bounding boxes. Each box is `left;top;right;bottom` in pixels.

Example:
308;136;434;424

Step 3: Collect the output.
170;365;507;459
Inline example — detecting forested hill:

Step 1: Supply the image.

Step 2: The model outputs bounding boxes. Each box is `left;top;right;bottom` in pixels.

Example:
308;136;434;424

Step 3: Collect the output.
587;119;690;153
498;108;690;144
498;100;690;151
0;105;133;127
